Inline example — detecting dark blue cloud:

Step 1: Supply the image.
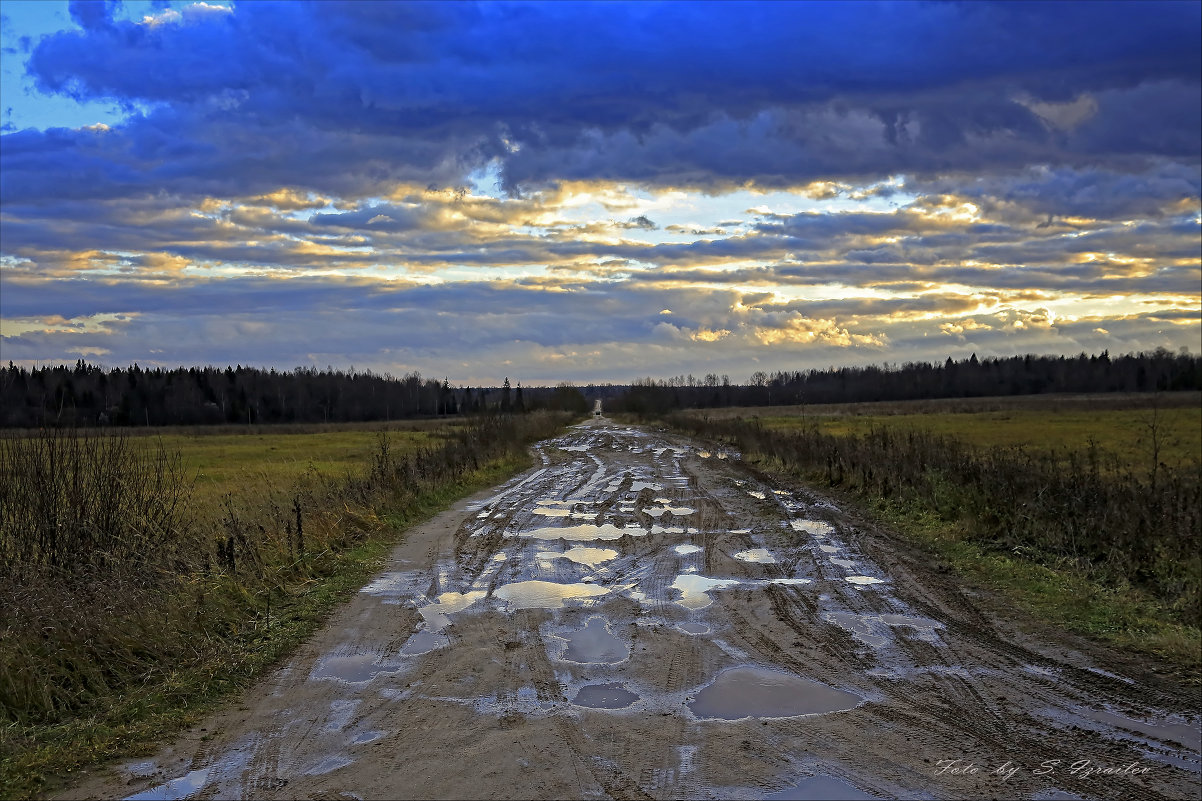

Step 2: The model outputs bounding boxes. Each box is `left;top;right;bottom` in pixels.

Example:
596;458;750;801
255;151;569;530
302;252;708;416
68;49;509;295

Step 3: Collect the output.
3;0;1198;204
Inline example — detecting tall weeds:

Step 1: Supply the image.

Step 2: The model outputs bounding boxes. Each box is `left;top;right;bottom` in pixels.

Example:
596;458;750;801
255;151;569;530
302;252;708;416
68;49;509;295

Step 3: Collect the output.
0;412;572;733
667;414;1202;627
0;429;191;575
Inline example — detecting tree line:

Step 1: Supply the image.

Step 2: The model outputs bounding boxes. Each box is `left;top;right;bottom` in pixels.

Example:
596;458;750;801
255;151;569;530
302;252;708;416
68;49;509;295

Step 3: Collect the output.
2;349;1196;428
611;349;1201;415
0;362;591;428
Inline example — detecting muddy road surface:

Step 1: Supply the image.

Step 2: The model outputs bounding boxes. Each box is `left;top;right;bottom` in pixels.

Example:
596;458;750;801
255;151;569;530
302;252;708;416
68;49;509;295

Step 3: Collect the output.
67;420;1200;800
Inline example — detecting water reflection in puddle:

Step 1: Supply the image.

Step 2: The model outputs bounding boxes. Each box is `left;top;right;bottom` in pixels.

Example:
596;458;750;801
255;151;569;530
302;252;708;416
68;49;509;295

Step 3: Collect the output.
734;548;777;564
790;519;834;536
674;544;703;556
678;621;711;635
671;575;740;609
493;580;610;609
573;682;640;709
400;629;445;655
126;769;209;801
649;505;697;517
689;667;862;720
539;546;618;568
765;774;878;800
563;617;629;663
845;576;885;586
418;590;487;630
311;654;391;684
520;523;644;541
351;730;387;745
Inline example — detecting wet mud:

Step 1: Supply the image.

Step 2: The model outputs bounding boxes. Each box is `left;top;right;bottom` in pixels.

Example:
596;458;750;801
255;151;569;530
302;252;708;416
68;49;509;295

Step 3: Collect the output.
63;420;1201;800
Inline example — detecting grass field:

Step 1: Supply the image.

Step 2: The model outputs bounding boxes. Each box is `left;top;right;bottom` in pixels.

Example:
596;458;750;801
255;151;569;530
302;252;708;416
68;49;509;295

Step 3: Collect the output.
689;392;1201;469
133;422;458;505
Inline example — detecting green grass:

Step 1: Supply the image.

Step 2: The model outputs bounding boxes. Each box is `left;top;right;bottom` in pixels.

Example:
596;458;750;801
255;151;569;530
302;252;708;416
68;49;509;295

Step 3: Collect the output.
860;492;1201;675
130;423;452;505
755;406;1200;469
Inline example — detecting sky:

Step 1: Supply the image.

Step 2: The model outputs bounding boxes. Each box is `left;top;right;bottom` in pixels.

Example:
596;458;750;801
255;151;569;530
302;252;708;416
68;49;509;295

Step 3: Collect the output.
0;0;1199;386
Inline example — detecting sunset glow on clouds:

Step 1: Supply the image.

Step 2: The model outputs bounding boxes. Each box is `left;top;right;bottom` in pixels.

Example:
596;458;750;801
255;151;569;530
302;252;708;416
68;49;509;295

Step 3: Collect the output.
1;0;1199;384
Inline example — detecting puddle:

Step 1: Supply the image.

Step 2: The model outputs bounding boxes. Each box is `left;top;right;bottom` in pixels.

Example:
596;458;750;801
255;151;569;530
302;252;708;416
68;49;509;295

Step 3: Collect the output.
573;682;640;709
532;506;573;517
540;546;619;568
126;769;209;801
830;558;857;569
770;578;813;586
790;519;834;536
765;774;878;800
823;612;888;648
520;523;645;541
734;548;777;564
845;576;885;586
674;544;704;556
1080;707;1202;750
322;699;360;733
562;617;629;663
645;504;695;517
651;524;686;534
351;729;387;745
671;574;741;609
400;629;445;655
304;755;353;776
493;580;610;609
689;666;862;720
630;481;662;492
418;590;488;630
493;552;508;562
678;621;711;635
311;653;393;684
819;545;839;554
747;490;767;500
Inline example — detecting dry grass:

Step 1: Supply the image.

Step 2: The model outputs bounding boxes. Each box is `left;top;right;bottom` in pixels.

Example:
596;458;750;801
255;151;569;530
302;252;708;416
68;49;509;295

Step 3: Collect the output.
0;413;575;799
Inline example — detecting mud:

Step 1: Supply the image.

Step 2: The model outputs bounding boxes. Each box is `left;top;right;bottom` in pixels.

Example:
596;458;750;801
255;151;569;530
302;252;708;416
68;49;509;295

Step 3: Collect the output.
62;419;1201;800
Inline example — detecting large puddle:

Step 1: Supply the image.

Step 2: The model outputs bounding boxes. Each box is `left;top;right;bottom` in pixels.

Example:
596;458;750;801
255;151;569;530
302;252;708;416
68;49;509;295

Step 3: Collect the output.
790;519;834;536
493;580;610;609
310;653;394;684
520;523;645;541
573;682;640;709
671;575;741;610
689;666;862;720
674;544;704;556
539;546;619;568
418;590;487;631
562;617;629;663
734;548;777;564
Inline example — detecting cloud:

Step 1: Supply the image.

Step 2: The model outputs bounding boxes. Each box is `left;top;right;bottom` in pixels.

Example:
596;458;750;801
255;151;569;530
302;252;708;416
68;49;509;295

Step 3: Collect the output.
4;1;1198;204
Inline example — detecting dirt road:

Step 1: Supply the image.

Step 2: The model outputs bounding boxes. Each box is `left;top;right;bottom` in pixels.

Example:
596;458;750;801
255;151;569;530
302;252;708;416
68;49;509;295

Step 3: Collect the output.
65;419;1200;800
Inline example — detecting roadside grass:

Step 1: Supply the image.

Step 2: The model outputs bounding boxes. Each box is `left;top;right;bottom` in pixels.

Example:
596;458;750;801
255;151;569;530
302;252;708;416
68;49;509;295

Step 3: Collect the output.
665;397;1201;675
0;415;569;800
861;492;1202;674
